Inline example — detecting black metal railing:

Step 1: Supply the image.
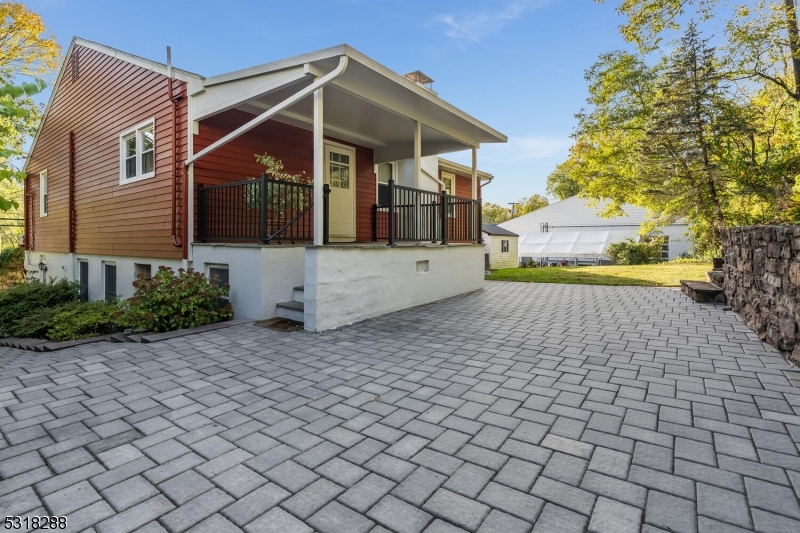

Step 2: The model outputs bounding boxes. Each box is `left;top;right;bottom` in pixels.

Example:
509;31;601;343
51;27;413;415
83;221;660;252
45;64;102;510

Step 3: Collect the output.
373;179;482;245
198;174;329;244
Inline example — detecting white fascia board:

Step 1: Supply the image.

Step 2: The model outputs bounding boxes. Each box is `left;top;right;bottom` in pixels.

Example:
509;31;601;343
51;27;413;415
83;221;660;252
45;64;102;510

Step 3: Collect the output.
341;46;507;145
437;157;493;181
73;38;204;89
204;45;348;86
267;108;388;148
204;44;507;145
192;67;310;121
24;37;205;173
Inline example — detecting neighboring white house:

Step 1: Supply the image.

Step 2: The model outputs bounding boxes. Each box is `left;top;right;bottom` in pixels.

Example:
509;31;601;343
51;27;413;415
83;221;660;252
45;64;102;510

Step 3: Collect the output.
482;224;519;269
498;196;691;262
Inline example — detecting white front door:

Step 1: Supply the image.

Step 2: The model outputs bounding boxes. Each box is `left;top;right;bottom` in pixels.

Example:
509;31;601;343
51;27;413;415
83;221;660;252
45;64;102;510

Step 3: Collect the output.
325;143;356;241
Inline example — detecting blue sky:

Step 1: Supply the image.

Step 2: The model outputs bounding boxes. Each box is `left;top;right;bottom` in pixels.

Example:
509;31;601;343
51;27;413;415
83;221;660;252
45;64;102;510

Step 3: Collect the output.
28;0;633;206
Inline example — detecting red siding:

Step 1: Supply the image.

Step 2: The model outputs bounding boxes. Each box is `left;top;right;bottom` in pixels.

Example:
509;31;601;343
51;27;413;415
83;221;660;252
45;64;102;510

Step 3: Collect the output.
193;110;375;243
26;45;188;258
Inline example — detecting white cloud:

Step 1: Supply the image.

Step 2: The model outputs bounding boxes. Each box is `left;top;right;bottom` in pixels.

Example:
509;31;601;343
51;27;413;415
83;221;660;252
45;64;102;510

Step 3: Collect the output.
436;1;552;43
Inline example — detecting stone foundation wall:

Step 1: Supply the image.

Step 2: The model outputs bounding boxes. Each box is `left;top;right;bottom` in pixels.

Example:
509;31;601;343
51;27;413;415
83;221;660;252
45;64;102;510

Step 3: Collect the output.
721;226;800;364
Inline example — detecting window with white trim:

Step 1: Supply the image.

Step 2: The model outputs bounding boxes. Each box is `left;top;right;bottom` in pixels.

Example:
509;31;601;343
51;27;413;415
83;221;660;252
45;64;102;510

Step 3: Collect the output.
120;119;155;183
39;170;48;217
376;163;393;205
501;240;509;253
441;171;456;217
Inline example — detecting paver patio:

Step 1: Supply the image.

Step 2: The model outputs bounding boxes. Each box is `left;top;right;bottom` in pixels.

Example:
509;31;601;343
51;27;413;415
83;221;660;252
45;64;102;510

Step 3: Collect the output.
1;281;799;533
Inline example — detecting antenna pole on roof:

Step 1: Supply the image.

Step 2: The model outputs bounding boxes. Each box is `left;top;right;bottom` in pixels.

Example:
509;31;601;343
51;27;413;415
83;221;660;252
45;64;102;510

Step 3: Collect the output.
166;46;173;79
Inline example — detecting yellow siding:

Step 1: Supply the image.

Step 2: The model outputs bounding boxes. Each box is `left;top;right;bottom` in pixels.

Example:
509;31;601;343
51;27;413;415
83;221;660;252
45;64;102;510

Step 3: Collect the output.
488;235;518;269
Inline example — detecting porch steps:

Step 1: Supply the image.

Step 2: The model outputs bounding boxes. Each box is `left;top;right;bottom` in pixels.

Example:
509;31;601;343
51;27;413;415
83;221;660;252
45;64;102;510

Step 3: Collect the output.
680;280;725;303
276;286;305;322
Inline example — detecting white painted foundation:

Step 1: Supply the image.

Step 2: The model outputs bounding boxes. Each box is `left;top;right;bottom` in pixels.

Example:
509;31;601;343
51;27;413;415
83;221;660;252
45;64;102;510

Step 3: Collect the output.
191;243;304;320
304;244;485;332
24;250;183;302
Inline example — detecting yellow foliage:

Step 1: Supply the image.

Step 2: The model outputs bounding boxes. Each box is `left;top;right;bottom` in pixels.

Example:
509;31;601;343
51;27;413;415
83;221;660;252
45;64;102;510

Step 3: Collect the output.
0;1;60;80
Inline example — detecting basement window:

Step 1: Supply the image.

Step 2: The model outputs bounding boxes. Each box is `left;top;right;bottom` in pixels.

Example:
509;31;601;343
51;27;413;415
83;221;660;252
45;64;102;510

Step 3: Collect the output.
134;263;152;282
120;119;155;184
208;265;230;287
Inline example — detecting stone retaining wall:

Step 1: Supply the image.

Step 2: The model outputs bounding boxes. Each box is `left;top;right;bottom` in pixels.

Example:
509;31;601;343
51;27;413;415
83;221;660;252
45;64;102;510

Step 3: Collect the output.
721;225;800;364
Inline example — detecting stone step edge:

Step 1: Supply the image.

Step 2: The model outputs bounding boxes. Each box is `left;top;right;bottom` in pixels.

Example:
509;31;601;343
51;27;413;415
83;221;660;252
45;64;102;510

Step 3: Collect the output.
0;318;253;352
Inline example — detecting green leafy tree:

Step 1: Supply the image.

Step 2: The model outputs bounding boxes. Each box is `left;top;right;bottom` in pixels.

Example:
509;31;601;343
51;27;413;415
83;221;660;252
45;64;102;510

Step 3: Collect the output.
482;202;511;224
516;194;549;216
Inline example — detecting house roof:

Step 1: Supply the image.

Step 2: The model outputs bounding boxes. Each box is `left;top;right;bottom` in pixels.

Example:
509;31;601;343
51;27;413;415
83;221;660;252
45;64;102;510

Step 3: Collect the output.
26;38;507;171
482;224;518;237
438;158;494;182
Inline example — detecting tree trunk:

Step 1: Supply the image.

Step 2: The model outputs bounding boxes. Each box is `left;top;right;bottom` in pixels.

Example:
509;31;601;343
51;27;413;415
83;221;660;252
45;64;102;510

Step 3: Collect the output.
783;0;800;99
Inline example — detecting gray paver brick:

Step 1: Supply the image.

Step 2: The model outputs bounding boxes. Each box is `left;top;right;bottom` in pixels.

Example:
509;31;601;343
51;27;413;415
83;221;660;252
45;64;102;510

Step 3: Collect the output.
158;470;214;506
160;488;235;533
95;495;175;533
221;483;290;527
645;491;697;533
588;497;642;533
338;473;396;513
42;480;101;515
745;476;800;520
280;478;344;520
308;501;374;533
422;489;489;532
530;476;597;516
530;503;588;533
392;466;446;506
368;495;433;533
243;507;311;533
101;475;160;512
697;482;752;530
442;462;494;499
476;509;532;533
478;482;544;522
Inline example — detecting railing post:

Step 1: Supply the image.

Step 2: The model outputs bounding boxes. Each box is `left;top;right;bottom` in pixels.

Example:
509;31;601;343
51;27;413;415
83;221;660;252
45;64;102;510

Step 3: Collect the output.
323;184;331;245
197;184;206;242
477;198;483;244
440;189;448;246
259;173;268;244
387;178;395;246
372;204;378;242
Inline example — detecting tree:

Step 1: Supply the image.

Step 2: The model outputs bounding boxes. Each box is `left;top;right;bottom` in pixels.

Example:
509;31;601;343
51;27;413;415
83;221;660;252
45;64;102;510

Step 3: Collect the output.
636;24;744;248
482;202;511;224
0;2;59;211
516;194;549;215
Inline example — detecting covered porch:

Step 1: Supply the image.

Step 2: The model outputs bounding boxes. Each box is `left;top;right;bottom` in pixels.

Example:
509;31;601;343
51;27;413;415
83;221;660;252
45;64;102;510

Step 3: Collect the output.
185;45;504;248
184;45;505;329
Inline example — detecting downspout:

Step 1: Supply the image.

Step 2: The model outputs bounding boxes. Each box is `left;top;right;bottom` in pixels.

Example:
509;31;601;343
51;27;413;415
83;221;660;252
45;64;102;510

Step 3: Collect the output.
167;47;182;248
186;56;349;166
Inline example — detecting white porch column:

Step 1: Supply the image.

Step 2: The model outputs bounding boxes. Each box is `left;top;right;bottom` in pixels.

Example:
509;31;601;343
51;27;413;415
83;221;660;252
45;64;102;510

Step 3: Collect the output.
471;146;478;200
313;87;324;246
414;120;422;189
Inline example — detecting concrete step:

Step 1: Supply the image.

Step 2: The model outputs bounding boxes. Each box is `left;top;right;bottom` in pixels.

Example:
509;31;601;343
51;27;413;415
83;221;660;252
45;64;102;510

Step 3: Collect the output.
707;270;724;286
277;300;304;322
293;285;304;303
680;280;725;303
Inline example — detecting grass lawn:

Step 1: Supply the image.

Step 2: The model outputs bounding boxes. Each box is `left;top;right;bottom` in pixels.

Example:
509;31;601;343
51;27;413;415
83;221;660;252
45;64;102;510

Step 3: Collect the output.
486;262;712;287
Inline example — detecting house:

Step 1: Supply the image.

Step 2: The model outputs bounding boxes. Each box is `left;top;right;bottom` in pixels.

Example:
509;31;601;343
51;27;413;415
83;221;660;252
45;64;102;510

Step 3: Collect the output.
23;38;506;331
482;224;518;270
498;195;690;263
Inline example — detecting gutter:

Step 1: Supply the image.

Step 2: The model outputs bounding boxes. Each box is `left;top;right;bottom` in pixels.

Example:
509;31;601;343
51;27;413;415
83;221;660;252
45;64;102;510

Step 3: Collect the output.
186;56;349;166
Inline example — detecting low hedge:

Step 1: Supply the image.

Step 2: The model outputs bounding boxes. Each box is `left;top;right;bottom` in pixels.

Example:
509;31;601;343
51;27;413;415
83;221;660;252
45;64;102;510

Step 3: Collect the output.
0;278;79;335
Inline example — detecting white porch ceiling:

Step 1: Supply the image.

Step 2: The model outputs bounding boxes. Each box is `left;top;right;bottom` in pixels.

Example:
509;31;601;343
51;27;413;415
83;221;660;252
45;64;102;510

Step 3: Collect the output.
191;47;506;164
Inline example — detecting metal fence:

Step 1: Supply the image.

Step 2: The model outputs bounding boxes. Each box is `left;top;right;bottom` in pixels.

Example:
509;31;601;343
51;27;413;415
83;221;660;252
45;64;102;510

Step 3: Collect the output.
373;180;482;245
198;174;325;244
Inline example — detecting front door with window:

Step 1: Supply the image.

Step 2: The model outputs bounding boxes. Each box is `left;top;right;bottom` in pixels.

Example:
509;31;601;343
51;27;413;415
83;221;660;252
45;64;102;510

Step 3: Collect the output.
324;143;356;241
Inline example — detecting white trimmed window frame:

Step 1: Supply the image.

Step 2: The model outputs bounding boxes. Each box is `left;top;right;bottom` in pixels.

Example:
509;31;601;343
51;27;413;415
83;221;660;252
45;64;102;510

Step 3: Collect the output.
39;170;48;217
119;118;156;185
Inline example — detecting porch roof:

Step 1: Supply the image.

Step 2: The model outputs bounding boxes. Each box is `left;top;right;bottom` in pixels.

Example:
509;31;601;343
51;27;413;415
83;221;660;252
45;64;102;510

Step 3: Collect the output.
191;45;507;163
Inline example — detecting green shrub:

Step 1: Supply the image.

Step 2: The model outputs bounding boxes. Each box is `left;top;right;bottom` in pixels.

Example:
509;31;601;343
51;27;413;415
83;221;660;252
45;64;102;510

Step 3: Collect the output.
606;238;664;265
0;247;24;288
0;278;79;335
8;304;68;338
121;266;232;333
46;301;128;341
